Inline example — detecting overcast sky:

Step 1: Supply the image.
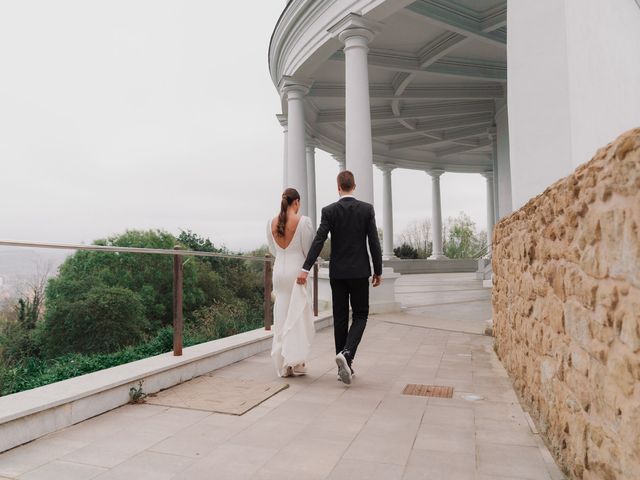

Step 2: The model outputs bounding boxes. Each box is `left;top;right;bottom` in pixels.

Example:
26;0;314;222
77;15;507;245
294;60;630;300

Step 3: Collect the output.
0;1;488;253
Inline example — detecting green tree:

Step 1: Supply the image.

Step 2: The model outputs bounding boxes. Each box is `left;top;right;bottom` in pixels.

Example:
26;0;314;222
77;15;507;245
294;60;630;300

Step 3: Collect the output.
1;230;268;394
178;230;263;321
42;230;205;356
44;285;147;356
0;271;49;367
443;212;488;258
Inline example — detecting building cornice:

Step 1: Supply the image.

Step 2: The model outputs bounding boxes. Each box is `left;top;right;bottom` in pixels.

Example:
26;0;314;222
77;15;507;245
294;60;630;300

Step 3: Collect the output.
268;0;413;88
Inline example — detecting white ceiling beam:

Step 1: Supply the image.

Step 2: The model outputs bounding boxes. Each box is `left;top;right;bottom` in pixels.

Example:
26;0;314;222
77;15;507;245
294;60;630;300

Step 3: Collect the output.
388;124;488;150
405;0;506;48
425;56;506;81
418;31;468;67
309;82;504;100
401;83;504;98
372;156;492;173
331;50;506;81
481;5;507;32
372;111;493;138
435;137;492;156
316;100;494;123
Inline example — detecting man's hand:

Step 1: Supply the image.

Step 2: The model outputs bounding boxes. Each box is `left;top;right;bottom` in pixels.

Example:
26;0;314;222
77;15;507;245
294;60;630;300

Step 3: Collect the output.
297;271;309;285
372;275;382;287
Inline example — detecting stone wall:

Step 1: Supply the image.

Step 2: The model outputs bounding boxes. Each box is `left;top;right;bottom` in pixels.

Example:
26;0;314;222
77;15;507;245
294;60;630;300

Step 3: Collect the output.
492;129;640;479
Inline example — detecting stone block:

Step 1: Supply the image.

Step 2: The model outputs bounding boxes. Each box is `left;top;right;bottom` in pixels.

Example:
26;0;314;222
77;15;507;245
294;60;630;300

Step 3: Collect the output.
564;301;593;350
619;302;640;352
580;245;609;279
564;264;598;310
544;295;565;335
568;347;589;376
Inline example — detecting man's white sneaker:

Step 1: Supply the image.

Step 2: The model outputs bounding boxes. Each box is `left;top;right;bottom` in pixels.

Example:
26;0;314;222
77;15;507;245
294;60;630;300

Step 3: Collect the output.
335;353;352;385
337;369;355;381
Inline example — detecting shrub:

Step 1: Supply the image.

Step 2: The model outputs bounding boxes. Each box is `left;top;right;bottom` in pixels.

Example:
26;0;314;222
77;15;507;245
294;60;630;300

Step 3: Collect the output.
394;243;419;259
0;306;264;396
0;326;173;396
44;285;147;357
186;301;262;343
0;320;44;366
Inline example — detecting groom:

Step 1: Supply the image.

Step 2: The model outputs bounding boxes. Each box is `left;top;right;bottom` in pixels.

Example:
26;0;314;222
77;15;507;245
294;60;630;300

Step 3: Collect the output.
297;170;383;384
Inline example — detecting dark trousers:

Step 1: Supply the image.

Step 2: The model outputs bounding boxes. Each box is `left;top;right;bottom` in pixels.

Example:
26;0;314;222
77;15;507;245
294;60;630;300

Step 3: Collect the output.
330;277;369;360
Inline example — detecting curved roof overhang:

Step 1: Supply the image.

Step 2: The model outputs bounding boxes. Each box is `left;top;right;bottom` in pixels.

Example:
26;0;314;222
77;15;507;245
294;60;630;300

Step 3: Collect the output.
269;0;508;174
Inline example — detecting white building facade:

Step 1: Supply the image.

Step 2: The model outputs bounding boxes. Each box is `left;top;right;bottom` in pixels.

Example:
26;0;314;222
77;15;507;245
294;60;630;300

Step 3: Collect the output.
270;0;640;255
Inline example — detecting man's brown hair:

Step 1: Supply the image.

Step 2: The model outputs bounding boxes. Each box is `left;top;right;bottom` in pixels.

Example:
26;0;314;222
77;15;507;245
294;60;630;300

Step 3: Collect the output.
337;170;355;192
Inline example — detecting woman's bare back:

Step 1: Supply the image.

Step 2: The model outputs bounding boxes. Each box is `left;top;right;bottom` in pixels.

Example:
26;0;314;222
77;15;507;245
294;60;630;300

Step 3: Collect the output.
271;215;301;249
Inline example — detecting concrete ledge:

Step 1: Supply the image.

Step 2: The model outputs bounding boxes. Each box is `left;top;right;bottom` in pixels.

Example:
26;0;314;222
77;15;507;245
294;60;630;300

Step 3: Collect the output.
384;259;478;274
0;312;333;453
317;267;402;314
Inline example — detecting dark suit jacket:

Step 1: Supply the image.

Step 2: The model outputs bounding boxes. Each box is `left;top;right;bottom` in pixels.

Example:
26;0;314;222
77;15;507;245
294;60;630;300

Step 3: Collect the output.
303;197;383;279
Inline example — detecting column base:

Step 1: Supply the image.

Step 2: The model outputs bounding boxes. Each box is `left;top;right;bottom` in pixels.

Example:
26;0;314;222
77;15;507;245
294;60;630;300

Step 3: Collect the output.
428;254;448;260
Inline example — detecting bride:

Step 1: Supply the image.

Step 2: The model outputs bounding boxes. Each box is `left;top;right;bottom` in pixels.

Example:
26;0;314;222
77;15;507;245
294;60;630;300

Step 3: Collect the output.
266;188;316;377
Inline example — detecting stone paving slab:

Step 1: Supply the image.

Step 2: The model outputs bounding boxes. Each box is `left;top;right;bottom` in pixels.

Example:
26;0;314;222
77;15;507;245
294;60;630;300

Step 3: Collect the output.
0;273;565;480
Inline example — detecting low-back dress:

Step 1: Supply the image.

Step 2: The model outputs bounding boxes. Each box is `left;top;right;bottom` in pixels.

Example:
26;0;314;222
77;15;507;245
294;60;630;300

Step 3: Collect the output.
266;216;316;376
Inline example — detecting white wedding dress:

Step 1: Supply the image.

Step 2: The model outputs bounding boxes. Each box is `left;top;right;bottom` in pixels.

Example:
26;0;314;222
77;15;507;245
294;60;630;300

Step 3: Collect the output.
266;216;316;377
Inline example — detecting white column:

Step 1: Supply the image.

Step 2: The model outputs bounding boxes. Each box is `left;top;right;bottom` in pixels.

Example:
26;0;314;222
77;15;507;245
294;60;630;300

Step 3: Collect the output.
333;154;346;172
428;170;446;259
482;172;495;253
276;114;288;189
488;126;499;223
305;144;317;229
332;15;381;205
379;165;395;259
495;104;513;217
280;79;310;215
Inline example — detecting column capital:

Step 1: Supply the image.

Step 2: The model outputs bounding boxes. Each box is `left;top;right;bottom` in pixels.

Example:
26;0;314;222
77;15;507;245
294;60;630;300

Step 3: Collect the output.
332;153;345;162
276;113;288;129
427;169;445;178
377;163;395;174
305;136;320;149
278;76;312;98
481;171;494;180
329;13;382;45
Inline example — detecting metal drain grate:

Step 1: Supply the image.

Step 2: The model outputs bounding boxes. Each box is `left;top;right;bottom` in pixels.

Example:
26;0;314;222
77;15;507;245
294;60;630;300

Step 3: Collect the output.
402;384;454;398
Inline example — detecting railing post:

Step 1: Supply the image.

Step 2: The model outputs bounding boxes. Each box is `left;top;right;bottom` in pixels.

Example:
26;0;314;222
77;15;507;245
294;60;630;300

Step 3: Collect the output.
173;246;183;356
264;254;273;330
313;263;319;317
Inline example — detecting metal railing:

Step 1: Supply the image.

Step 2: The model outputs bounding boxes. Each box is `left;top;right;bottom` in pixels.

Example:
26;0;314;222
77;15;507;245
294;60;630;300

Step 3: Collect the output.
0;240;320;356
471;245;491;259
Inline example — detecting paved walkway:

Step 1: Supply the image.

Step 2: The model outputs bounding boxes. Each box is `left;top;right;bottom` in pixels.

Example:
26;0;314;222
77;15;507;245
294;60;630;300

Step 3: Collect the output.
0;273;564;480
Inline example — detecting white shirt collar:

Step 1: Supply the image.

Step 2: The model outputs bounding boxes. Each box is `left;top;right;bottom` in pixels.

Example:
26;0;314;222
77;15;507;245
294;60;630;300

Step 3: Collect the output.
339;194;355;199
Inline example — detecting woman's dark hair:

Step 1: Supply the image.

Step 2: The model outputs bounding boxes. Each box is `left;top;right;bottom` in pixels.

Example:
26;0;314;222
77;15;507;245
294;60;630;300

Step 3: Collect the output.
276;188;300;237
